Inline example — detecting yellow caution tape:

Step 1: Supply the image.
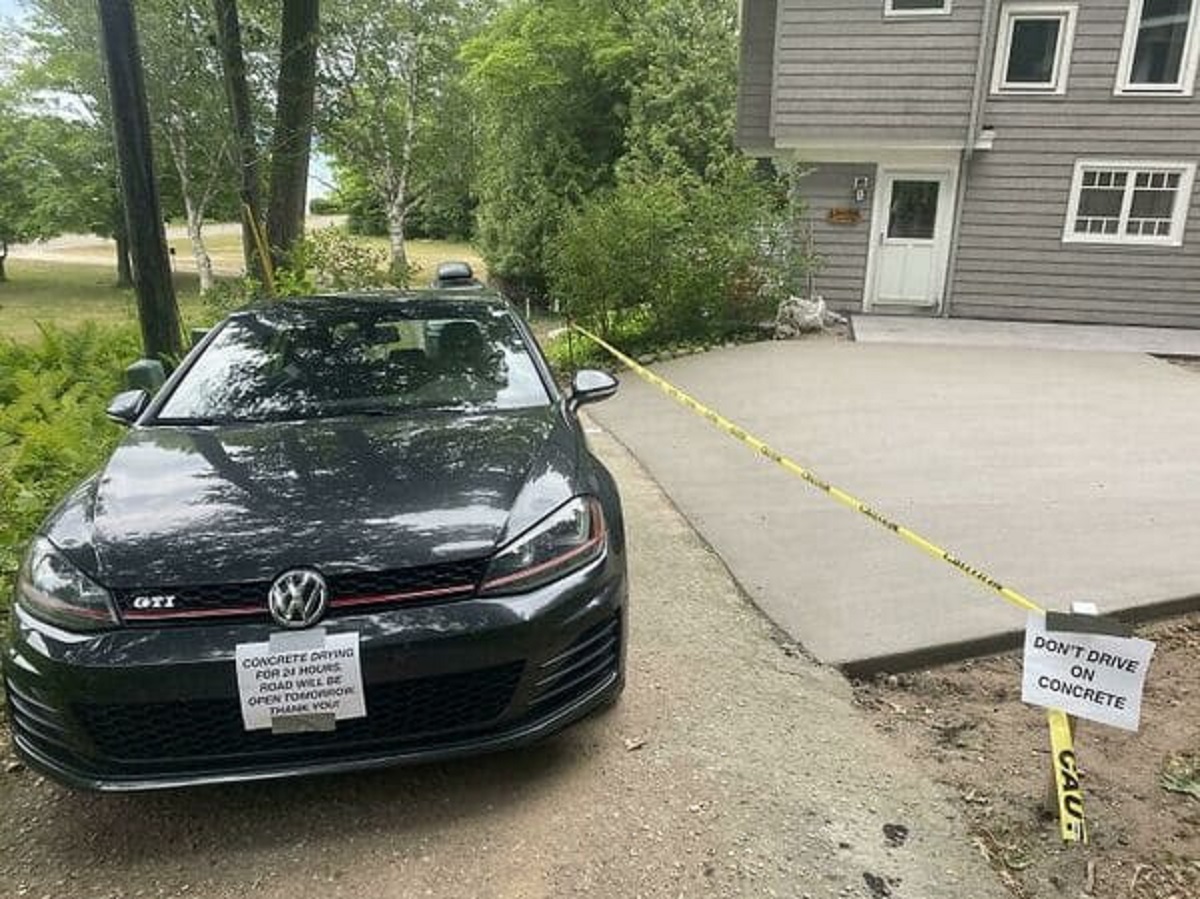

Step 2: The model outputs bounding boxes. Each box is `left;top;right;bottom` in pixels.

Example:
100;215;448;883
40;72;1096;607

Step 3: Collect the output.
1048;710;1087;843
571;326;1043;613
571;324;1090;844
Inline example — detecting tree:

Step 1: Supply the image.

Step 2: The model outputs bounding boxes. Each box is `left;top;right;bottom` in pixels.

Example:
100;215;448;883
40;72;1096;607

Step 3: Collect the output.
461;0;634;295
266;0;320;268
20;0;237;292
212;0;269;284
617;0;743;184
321;0;484;280
19;0;133;285
0;112;41;282
137;0;236;294
96;0;183;362
12;114;134;286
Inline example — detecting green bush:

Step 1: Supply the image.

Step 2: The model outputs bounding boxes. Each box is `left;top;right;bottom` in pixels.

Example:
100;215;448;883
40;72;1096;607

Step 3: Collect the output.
0;323;139;621
309;195;345;216
200;228;394;320
294;227;391;292
546;168;794;354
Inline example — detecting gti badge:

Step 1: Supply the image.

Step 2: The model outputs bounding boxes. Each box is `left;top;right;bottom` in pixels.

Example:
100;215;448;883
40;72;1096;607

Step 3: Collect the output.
131;594;177;610
268;569;329;629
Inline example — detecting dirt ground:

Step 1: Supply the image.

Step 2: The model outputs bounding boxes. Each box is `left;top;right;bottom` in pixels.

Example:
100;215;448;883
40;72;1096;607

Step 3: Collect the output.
854;612;1200;899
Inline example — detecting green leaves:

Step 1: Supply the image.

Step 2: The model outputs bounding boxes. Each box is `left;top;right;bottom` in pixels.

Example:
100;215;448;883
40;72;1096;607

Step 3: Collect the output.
547;168;782;351
0;324;139;618
463;0;744;295
463;0;633;288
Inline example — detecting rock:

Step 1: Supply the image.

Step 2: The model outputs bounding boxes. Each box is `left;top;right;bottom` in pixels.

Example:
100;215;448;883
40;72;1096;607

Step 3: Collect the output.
773;296;845;339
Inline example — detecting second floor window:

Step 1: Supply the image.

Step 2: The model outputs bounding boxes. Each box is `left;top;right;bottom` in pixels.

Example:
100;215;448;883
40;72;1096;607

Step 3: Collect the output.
992;4;1078;94
1117;0;1200;94
885;0;951;16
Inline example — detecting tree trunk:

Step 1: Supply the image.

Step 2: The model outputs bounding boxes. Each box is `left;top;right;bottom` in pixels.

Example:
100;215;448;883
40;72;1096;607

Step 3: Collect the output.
386;198;409;283
0;240;7;282
115;228;134;288
212;0;267;286
97;0;183;361
184;197;215;293
166;124;216;294
266;0;319;269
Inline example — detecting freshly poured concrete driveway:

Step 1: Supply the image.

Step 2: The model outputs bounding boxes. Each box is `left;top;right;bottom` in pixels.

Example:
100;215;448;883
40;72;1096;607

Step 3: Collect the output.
589;340;1200;670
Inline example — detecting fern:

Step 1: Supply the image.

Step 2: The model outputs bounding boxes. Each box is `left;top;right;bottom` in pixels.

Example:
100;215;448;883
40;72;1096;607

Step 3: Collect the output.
0;322;140;624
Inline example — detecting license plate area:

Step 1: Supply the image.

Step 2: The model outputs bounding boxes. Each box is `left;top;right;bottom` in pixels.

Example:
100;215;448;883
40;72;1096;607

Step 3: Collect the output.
235;629;366;734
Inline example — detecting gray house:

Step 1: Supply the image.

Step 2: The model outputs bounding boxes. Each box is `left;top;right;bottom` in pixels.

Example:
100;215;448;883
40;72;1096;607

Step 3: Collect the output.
738;0;1200;326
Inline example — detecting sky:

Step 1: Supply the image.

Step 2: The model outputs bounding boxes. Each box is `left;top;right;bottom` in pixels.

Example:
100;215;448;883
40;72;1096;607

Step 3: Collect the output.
0;0;25;24
0;0;332;200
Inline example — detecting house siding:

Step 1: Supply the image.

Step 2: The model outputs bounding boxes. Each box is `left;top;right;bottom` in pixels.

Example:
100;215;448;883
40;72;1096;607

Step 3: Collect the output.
801;164;876;311
737;0;778;151
772;0;986;145
952;0;1200;326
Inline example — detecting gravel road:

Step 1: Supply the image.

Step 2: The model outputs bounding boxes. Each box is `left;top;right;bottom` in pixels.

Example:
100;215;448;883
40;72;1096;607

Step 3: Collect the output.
0;426;1007;899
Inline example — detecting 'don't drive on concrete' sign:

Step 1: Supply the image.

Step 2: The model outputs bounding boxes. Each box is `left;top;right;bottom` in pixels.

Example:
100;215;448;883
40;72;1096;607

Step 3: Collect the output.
1021;613;1156;732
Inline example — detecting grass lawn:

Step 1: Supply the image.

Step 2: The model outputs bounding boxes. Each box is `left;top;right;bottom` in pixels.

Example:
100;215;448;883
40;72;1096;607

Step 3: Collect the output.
0;235;486;343
53;232;487;283
0;259;204;342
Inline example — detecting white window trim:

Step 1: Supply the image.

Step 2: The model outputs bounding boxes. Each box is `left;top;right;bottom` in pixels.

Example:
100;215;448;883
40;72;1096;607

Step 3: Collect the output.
1114;0;1200;96
991;4;1078;95
1062;159;1196;247
885;0;952;17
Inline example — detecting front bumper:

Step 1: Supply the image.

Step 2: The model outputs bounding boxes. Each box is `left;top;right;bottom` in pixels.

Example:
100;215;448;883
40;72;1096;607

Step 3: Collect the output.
4;555;626;791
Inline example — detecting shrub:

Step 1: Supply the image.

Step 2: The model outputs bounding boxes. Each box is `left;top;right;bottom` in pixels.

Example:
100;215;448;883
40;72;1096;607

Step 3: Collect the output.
308;195;344;215
294;227;390;292
200;228;394;320
0;323;140;621
546;167;802;354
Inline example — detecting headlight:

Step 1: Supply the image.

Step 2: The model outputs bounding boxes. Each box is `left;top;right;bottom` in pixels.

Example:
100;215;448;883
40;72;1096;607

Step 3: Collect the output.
480;497;607;595
15;537;118;632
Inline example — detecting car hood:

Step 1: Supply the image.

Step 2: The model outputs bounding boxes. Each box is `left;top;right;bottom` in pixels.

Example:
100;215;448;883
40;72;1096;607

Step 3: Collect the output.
47;407;580;588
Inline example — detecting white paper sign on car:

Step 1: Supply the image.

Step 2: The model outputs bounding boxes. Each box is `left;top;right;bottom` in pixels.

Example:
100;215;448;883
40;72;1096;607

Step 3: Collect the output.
235;630;366;731
1022;612;1155;732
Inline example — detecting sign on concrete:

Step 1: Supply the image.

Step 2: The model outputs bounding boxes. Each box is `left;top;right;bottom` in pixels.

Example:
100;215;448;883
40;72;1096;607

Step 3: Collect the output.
1022;613;1155;732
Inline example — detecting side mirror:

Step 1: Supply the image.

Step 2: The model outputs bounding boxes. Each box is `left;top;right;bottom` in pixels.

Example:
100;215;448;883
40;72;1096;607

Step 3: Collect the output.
570;369;619;409
106;389;150;426
125;358;167;392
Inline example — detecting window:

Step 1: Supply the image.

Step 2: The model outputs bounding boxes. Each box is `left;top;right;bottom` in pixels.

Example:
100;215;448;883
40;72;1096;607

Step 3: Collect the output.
157;305;551;424
1116;0;1200;94
888;181;941;239
1064;160;1196;246
992;4;1078;94
885;0;951;16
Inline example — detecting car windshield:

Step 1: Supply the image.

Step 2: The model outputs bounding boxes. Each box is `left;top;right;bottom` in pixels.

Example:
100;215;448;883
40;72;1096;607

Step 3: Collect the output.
155;301;551;424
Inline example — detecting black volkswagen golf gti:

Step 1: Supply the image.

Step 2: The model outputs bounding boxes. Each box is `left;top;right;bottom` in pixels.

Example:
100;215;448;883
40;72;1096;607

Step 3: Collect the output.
4;293;627;790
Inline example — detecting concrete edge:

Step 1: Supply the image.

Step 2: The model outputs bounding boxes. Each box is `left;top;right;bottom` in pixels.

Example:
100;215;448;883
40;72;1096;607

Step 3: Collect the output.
583;413;824;670
840;592;1200;678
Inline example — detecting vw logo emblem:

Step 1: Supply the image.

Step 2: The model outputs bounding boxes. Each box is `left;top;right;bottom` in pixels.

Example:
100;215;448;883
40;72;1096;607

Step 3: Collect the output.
268;569;329;629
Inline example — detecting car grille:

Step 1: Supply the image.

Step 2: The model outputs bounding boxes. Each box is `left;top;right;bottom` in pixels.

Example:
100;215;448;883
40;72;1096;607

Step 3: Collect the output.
529;615;621;713
72;662;525;764
112;558;490;625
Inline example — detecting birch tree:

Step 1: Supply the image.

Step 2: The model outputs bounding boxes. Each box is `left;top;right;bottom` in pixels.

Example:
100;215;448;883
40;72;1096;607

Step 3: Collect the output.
138;0;233;294
22;0;235;293
320;0;480;280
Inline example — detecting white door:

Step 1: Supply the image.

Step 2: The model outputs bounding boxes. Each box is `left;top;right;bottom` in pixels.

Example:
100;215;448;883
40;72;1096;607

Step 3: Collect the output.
868;168;955;310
